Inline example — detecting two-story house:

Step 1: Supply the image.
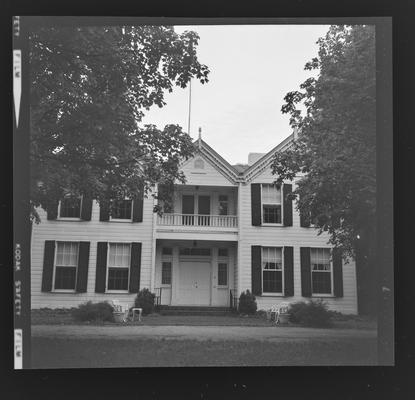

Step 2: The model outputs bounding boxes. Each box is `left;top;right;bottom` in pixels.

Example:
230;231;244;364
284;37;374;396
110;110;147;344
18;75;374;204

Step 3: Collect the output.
31;133;358;314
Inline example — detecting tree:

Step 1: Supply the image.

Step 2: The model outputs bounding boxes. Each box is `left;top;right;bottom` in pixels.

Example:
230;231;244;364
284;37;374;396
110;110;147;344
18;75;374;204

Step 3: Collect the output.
271;25;376;313
30;25;209;222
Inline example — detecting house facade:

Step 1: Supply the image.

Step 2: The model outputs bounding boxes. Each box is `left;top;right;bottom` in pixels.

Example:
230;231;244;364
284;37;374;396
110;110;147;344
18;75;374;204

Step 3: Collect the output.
31;134;358;314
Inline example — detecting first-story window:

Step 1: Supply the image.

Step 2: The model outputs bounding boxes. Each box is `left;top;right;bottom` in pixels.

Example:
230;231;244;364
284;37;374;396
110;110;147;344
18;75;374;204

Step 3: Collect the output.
60;196;82;218
107;243;130;290
111;199;132;220
218;263;228;286
54;242;79;290
161;262;172;285
261;184;281;224
262;247;283;293
311;248;332;294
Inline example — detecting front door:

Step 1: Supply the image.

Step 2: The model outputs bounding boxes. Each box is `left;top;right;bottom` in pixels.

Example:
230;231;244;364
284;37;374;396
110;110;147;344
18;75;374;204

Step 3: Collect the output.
182;195;194;225
198;195;210;226
176;261;211;305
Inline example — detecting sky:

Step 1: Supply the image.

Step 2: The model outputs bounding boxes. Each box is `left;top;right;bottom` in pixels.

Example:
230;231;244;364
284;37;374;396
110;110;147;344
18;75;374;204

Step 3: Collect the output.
141;25;330;165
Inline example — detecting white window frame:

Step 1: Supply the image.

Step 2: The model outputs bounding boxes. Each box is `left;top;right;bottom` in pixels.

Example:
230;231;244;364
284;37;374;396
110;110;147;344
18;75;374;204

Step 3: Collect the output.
52;241;79;293
161;260;173;287
106;242;131;293
310;247;334;297
217;262;229;288
58;195;83;220
261;246;284;296
109;199;133;222
261;184;283;226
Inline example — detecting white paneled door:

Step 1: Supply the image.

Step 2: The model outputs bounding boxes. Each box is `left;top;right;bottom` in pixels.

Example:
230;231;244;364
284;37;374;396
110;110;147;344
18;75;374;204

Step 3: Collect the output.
177;261;211;305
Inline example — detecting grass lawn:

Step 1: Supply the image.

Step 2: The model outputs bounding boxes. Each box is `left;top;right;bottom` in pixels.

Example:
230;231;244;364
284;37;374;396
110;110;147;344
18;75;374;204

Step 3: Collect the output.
30;310;377;368
31;336;377;368
31;308;377;330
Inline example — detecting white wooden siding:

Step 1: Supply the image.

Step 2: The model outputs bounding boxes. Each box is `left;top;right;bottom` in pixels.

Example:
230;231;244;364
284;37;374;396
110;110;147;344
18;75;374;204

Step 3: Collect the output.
31;141;358;314
179;155;236;187
31;197;155;308
237;168;358;314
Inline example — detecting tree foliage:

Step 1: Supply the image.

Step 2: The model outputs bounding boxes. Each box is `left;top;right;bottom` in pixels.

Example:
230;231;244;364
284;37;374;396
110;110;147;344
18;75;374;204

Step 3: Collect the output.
271;25;376;259
30;25;209;221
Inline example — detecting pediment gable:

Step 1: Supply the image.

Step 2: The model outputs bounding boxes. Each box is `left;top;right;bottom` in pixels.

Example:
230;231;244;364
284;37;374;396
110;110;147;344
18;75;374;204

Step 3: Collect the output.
180;150;237;186
176;134;294;186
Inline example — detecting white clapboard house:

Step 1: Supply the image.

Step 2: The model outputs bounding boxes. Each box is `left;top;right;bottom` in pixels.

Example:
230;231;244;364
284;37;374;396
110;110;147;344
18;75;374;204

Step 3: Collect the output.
31;133;358;314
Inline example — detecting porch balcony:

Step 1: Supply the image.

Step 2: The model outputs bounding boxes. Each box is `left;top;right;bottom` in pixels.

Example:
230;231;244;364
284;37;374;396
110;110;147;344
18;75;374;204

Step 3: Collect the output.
157;213;238;228
155;184;239;240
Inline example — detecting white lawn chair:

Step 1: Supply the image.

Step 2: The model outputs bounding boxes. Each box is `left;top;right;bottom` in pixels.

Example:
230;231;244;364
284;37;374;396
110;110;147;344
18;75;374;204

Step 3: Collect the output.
111;299;131;322
270;302;290;324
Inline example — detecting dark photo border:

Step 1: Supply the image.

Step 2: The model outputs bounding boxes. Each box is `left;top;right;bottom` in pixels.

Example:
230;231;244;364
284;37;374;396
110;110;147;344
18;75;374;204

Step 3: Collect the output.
2;0;409;398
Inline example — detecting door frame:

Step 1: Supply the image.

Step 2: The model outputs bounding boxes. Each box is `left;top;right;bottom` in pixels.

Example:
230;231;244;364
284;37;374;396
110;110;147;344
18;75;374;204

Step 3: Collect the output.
173;255;213;306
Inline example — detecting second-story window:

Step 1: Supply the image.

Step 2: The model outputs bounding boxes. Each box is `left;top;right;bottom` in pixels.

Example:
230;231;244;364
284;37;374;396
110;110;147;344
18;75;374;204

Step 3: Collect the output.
60;195;82;218
218;195;228;215
111;200;132;220
261;184;281;224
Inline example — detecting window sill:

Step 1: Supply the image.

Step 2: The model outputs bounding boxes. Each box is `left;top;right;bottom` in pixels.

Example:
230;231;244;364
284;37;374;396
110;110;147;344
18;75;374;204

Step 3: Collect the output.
261;223;283;227
57;217;82;221
261;293;284;297
217;286;229;289
109;219;132;223
160;284;172;288
52;289;77;293
311;294;334;298
105;290;130;294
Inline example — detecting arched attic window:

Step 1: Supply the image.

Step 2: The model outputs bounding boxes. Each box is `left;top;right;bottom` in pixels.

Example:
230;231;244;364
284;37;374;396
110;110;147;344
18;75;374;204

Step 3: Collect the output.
194;158;205;169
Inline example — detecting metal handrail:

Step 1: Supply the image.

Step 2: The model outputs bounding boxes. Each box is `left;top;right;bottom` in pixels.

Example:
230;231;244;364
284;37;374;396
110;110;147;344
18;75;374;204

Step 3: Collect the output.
229;289;238;311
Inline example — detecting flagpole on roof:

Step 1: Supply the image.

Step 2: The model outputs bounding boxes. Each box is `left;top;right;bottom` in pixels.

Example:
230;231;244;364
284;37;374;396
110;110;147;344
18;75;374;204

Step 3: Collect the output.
187;78;192;135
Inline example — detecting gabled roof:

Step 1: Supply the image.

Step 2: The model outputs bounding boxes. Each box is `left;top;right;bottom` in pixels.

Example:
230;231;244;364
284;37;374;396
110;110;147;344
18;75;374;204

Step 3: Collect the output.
187;133;294;184
243;133;294;182
232;164;250;174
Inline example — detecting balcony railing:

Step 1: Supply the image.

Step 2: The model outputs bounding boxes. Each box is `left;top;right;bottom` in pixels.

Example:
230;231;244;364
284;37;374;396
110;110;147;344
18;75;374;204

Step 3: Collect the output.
157;213;238;228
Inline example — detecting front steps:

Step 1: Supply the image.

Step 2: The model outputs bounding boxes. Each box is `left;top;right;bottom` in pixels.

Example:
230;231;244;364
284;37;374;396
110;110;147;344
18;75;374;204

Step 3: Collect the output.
157;305;236;316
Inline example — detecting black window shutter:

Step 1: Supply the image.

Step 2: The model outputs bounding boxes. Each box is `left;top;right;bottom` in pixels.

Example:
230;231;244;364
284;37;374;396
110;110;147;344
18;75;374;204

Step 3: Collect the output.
46;200;59;220
129;242;142;293
132;185;144;222
283;184;293;226
76;242;90;293
80;197;93;221
99;201;110;221
300;210;311;227
95;242;108;293
300;247;312;297
333;249;344;297
251;184;262;226
284;246;294;296
41;241;55;292
251;246;262;295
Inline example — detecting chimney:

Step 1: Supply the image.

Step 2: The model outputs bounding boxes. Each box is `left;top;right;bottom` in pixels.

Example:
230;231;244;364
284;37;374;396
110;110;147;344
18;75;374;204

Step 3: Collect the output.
248;153;266;166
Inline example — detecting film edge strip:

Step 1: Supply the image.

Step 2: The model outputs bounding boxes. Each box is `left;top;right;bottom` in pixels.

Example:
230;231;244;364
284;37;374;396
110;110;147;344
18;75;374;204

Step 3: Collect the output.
13;15;30;370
